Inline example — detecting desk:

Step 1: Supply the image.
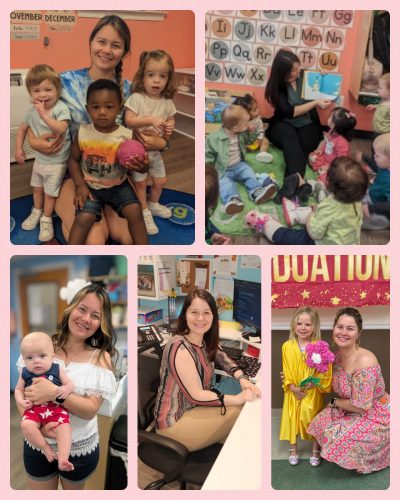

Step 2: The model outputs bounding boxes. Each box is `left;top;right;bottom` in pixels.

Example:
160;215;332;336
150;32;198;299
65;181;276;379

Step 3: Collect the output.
202;379;261;490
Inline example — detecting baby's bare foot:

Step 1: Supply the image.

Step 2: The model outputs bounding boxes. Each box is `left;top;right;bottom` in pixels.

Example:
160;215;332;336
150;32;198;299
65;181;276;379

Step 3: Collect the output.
43;445;57;463
58;458;75;471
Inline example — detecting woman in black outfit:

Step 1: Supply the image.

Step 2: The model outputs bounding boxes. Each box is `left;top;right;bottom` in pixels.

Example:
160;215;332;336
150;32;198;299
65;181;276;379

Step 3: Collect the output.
265;49;331;202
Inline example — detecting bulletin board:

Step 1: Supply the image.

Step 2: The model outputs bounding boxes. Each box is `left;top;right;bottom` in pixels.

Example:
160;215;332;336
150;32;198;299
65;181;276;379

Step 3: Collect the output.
176;259;211;294
205;10;355;87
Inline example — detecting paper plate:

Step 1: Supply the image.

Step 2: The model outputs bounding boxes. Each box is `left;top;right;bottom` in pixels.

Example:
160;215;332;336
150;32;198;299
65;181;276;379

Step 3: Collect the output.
165;203;195;225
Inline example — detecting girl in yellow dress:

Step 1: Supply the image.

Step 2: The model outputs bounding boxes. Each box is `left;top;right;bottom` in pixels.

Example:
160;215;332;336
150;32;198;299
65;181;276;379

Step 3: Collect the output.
280;307;332;466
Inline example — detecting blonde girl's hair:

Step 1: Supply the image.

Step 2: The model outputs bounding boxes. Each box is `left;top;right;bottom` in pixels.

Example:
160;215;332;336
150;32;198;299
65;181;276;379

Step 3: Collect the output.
26;64;61;97
89;15;131;102
131;50;177;99
289;307;321;342
52;283;117;371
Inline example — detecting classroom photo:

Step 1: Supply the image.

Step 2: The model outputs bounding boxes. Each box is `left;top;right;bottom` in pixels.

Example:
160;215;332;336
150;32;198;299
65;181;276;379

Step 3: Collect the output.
270;254;390;490
205;10;390;245
10;255;128;490
137;255;262;490
10;10;195;245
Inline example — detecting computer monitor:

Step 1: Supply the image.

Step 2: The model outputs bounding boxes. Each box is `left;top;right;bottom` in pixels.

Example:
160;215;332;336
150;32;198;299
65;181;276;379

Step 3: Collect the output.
232;279;261;339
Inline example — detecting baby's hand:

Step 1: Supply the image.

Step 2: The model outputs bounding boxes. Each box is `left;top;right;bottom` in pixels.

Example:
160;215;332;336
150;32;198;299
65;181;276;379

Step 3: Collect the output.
15;149;26;164
56;386;69;399
152;117;166;135
211;233;231;245
33;100;47;118
366;104;377;111
125;152;150;174
22;399;33;409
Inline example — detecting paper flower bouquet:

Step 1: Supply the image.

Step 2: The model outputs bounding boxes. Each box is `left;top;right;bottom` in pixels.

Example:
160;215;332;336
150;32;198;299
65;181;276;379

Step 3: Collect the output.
300;340;335;387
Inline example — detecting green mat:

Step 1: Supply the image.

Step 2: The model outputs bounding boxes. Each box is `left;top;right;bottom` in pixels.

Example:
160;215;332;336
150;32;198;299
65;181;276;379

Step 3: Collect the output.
272;460;390;490
210;145;317;236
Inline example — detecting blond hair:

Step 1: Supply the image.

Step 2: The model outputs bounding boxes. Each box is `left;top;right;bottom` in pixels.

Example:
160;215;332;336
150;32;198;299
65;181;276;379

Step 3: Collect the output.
373;133;390;159
222;104;250;130
289;307;321;342
26;64;61;97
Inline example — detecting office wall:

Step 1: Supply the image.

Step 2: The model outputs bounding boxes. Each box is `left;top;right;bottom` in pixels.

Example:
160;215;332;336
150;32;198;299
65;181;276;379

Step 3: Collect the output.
10;10;195;78
271;328;390;408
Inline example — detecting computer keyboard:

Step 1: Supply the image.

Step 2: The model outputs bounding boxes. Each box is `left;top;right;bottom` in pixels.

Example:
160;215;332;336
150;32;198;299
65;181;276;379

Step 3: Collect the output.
221;345;261;378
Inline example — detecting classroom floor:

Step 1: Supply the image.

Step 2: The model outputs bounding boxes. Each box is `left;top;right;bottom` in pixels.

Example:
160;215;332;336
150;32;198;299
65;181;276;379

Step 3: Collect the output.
271;408;390;490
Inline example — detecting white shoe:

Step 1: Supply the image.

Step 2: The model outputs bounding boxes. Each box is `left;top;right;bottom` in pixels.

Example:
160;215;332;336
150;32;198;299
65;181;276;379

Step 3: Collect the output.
143;209;159;235
39;216;54;242
22;208;43;230
282;197;312;226
255;151;273;163
309;450;321;467
288;448;299;466
148;202;172;219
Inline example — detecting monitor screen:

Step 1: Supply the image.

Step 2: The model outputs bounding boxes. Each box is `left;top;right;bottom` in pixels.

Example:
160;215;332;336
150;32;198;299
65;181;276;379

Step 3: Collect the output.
232;279;261;336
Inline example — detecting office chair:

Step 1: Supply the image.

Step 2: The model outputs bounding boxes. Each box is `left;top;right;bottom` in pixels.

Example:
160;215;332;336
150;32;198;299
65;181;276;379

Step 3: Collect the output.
138;341;223;490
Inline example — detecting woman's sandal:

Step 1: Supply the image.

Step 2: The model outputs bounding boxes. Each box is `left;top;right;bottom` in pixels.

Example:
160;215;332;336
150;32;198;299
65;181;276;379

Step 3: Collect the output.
288;448;299;466
309;449;321;467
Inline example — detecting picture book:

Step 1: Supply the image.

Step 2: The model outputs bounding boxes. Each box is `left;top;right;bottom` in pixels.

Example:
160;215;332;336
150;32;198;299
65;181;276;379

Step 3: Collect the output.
302;71;343;101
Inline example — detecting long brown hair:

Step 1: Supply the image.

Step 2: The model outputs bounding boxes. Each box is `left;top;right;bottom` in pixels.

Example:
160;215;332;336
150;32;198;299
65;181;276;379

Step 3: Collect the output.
89;15;131;100
131;50;176;99
53;284;117;370
175;289;219;361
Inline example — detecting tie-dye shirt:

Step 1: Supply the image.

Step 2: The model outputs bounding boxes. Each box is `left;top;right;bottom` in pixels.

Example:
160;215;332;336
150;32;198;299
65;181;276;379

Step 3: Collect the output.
60;68;131;140
78;123;132;190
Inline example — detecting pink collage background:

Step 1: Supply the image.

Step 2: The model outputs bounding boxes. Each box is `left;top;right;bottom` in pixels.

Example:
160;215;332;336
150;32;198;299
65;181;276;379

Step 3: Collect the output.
1;0;396;498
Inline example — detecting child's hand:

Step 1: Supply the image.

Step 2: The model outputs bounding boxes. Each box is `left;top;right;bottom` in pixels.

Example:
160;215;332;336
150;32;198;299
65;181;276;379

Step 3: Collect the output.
248;123;256;132
164;121;174;135
15;149;26;164
33;100;47;118
290;385;306;400
152;117;166;135
366;104;377;111
125;152;150;174
56;386;70;399
74;184;93;209
211;233;232;245
21;398;33;409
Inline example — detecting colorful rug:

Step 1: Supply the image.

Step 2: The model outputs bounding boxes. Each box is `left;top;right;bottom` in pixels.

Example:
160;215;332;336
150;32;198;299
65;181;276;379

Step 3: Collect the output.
210;145;317;236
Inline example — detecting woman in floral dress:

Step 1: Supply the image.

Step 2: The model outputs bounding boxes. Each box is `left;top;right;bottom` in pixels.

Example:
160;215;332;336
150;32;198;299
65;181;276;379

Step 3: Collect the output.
308;307;390;473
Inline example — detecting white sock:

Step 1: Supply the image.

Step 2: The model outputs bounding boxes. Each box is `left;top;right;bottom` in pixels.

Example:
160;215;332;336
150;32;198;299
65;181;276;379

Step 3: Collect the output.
263;218;283;241
295;207;312;225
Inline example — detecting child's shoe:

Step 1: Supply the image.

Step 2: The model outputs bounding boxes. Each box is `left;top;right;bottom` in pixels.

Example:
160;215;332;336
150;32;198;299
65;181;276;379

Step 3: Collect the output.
274;173;299;204
225;196;244;215
142;208;159;235
282;197;312;227
251;185;276;205
148;201;172;219
288;449;299;466
255;151;273;163
308;180;327;203
296;182;313;202
22;207;43;230
309;450;321;467
39;216;54;242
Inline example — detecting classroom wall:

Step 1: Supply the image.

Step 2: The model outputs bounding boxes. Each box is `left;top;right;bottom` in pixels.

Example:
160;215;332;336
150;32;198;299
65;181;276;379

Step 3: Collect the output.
10;10;195;78
206;10;374;131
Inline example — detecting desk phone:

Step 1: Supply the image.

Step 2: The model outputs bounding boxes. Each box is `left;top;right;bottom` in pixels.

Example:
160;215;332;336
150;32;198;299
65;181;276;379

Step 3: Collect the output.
138;325;163;343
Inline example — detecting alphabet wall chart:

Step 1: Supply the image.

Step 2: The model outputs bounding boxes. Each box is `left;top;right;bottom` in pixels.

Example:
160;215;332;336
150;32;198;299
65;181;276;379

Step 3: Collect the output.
205;10;355;87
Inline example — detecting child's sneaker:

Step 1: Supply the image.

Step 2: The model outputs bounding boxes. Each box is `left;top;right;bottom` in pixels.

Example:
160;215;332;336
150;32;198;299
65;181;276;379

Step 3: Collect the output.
21;207;43;230
255;151;273;163
39;216;54;242
282;197;312;227
143;208;159;235
225;196;244;215
251;185;276;205
148;201;172;219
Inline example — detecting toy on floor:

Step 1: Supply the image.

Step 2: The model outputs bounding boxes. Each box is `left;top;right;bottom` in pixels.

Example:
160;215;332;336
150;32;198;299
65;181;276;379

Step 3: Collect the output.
245;210;271;234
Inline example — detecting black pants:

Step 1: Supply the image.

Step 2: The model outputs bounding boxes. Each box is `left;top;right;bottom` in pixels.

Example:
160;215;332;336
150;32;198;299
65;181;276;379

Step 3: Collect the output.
267;120;322;178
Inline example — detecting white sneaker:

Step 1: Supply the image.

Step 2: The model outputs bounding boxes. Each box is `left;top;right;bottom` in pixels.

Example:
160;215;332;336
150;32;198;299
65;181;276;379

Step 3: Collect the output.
148;202;172;219
255;151;273;163
39;216;54;242
143;208;159;235
22;208;43;230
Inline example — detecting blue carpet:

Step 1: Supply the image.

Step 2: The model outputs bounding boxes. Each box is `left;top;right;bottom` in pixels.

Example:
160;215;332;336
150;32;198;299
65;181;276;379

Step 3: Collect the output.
10;189;194;245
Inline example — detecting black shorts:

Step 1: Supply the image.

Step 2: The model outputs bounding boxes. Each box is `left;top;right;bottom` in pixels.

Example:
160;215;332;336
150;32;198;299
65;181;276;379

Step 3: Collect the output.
23;441;99;483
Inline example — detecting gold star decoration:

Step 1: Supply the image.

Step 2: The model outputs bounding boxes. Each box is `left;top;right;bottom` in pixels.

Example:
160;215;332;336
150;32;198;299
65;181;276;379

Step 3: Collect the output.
359;291;367;299
301;289;310;299
331;296;341;305
271;294;279;302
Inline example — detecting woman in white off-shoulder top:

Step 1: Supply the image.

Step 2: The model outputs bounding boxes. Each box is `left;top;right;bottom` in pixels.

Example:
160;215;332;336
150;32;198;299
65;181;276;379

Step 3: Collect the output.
16;283;117;490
